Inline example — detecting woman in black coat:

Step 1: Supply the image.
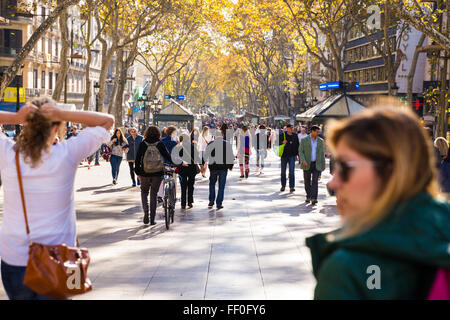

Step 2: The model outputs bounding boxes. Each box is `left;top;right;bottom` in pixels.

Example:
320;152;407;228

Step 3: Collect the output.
176;133;202;209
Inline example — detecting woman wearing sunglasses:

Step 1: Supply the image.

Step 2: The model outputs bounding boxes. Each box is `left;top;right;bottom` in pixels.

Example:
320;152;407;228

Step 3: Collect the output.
306;104;450;299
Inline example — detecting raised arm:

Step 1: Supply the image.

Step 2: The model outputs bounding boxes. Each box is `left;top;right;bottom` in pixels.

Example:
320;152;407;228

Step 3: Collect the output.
40;104;114;131
0;104;37;124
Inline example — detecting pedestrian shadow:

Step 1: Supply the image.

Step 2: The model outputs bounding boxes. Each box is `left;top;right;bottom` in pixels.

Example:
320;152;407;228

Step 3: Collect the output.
82;225;150;247
93;186;133;194
122;205;142;215
319;205;338;217
76;184;111;192
128;224;167;241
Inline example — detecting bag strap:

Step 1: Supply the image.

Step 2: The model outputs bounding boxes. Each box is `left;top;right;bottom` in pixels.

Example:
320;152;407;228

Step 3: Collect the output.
15;151;31;236
15;151;81;248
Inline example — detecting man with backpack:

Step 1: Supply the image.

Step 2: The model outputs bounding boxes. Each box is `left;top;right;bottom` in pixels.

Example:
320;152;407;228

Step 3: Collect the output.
135;126;172;225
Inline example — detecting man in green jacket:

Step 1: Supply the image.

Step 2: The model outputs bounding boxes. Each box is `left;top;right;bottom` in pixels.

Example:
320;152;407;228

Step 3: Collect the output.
298;125;325;205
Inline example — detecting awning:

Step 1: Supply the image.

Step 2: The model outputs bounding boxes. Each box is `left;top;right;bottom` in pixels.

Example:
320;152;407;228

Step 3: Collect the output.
274;115;290;121
295;93;365;122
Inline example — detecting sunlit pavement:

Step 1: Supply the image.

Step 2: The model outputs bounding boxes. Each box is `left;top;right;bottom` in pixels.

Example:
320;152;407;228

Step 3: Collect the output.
0;149;340;300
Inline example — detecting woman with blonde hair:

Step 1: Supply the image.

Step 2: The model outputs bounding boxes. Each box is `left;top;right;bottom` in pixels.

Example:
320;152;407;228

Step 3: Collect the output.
307;104;450;299
0;97;113;299
197;126;211;178
434;137;450;193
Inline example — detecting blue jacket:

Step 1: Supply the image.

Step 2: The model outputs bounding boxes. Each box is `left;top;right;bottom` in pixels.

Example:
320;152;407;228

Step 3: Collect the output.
126;134;143;161
161;136;178;165
439;158;450;193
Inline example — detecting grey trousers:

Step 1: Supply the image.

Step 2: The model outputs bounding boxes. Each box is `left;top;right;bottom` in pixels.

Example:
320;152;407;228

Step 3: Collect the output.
140;175;163;221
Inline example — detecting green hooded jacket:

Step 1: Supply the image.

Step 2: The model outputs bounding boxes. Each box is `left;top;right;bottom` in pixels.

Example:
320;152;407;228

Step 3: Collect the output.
306;193;450;300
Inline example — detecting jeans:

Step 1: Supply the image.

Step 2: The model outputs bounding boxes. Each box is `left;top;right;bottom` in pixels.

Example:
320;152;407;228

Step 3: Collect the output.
281;156;296;188
256;150;267;169
1;260;57;300
179;174;196;206
87;149;100;165
110;155;123;180
128;162;136;184
304;161;320;200
140;176;163;222
209;170;228;206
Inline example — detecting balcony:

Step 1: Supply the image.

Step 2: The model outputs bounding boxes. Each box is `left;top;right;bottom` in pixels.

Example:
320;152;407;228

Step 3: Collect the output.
67;92;84;100
0;47;21;57
25;88;40;98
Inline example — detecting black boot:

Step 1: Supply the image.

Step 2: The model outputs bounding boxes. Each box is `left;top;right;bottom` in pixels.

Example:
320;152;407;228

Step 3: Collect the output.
150;214;156;225
143;213;149;225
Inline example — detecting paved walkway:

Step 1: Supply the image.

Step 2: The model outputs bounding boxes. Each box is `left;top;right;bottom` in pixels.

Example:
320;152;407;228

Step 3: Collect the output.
0;149;340;300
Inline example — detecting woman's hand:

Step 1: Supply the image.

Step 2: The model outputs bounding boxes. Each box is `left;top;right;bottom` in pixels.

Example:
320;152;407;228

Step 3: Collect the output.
16;104;38;124
40;103;63;122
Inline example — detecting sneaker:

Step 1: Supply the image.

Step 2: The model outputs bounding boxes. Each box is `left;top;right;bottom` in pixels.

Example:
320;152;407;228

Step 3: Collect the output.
132;182;136;187
240;175;244;178
290;188;295;192
143;215;149;225
94;163;100;166
208;201;214;208
311;199;318;205
305;198;311;203
280;186;285;192
188;203;193;209
150;221;156;226
113;179;117;185
216;205;223;210
137;180;141;186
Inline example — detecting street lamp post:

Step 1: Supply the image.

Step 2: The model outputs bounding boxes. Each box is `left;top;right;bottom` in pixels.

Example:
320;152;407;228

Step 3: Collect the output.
93;82;100;112
142;93;148;132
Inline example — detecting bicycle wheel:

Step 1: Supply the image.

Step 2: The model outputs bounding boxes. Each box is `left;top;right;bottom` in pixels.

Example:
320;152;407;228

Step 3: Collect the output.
164;198;170;230
169;184;175;224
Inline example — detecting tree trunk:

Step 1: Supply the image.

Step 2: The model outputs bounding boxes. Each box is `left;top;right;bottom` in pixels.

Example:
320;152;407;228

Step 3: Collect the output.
407;34;426;106
108;50;122;114
0;0;80;97
83;9;93;111
98;44;115;112
53;6;70;102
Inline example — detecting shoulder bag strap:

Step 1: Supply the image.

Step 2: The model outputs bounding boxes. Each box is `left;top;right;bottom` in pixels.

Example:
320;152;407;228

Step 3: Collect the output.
15;151;31;236
16;151;81;248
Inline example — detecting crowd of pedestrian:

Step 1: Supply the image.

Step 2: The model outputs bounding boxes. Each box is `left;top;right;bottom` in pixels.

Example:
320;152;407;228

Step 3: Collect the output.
0;97;449;300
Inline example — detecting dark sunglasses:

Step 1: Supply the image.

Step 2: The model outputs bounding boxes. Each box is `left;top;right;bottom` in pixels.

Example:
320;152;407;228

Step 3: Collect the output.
333;159;383;182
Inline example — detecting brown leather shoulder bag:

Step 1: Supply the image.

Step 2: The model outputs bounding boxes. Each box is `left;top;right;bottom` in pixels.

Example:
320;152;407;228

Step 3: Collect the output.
15;151;92;299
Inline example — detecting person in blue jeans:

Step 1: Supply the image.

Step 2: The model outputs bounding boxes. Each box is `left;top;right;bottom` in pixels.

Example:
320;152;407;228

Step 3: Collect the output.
279;124;299;192
108;128;129;185
205;124;234;210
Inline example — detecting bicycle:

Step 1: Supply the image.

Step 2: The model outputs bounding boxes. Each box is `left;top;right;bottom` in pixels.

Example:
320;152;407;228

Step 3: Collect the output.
163;167;176;230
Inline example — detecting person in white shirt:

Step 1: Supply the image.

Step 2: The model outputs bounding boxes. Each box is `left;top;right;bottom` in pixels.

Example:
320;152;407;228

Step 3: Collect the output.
0;97;114;300
197;126;211;178
298;126;308;143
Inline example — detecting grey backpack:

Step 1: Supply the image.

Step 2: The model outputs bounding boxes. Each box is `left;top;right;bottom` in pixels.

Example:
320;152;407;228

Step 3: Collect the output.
143;142;165;173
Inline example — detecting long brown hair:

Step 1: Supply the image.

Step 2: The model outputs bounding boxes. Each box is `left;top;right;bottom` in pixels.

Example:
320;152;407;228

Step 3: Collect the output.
14;97;61;168
327;101;439;239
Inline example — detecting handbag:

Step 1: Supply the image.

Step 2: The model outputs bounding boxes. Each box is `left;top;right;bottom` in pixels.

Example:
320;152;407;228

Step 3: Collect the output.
15;152;92;300
273;132;286;157
101;146;111;162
